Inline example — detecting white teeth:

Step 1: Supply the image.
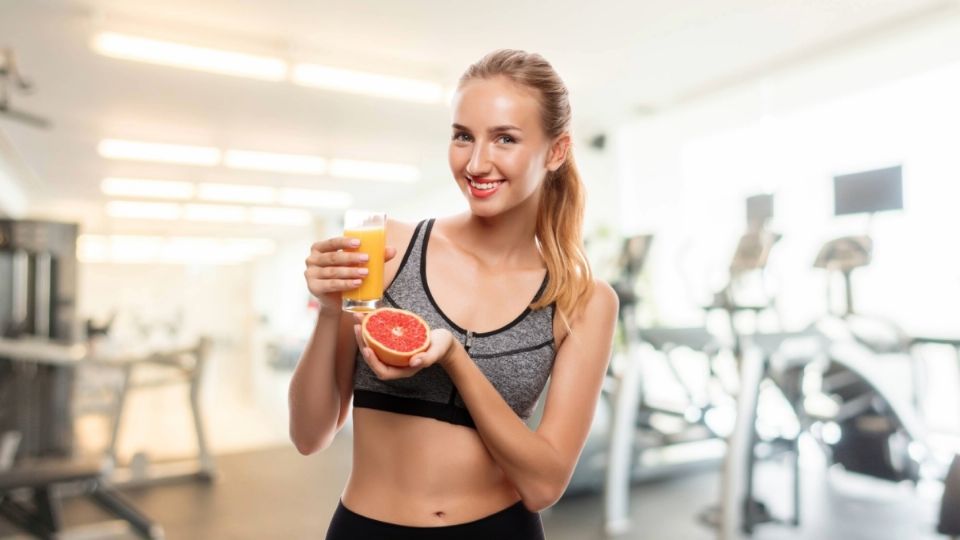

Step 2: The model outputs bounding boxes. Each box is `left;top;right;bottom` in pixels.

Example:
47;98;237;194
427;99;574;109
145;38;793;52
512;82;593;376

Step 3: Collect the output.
468;178;502;191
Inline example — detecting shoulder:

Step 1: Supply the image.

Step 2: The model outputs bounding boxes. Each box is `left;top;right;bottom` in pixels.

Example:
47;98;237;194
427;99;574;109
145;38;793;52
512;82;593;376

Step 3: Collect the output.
588;279;618;311
575;279;618;331
385;218;423;253
553;279;619;348
385;217;418;240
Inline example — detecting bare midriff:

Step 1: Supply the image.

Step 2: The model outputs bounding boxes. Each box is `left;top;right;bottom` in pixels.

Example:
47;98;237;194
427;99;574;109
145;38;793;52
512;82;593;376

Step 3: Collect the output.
340;407;522;526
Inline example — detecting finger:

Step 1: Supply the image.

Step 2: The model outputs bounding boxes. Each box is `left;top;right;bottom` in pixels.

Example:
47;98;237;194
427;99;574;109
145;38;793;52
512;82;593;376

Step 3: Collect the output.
409;353;429;368
311;237;360;254
314;266;369;280
319;251;370;267
384;246;398;262
303;266;370;279
359;346;392;380
353;324;363;346
366;351;422;380
352;312;365;325
308;277;362;292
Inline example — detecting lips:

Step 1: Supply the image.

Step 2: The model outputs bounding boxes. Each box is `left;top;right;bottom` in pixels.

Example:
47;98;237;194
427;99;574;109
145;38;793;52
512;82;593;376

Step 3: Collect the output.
466;176;505;199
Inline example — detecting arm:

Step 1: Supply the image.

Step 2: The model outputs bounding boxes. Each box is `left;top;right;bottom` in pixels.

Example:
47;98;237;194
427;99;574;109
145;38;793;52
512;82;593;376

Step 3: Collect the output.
288;310;358;455
441;281;618;511
289;221;411;455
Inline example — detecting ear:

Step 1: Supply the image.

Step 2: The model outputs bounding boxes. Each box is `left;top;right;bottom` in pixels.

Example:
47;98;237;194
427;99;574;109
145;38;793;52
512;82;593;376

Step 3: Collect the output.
546;133;571;172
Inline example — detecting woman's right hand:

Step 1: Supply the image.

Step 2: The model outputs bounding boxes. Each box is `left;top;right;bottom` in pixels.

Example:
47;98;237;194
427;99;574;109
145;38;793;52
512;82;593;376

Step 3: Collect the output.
304;237;396;315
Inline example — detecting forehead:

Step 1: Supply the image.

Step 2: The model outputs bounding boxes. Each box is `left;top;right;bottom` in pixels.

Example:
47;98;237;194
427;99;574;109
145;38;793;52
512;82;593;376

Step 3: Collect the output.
451;76;542;130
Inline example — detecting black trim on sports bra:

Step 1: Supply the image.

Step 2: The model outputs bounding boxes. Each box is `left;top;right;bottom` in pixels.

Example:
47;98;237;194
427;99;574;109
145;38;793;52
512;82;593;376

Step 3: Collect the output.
353;390;476;428
420;218;548;338
384;219;426;295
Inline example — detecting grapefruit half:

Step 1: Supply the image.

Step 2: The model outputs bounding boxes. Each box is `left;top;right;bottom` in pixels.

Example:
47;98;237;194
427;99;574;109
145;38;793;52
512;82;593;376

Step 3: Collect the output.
361;308;431;367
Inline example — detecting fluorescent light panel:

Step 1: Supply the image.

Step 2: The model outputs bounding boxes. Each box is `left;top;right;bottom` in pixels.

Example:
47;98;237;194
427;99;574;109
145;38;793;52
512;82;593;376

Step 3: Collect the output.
92;32;287;81
223;150;327;175
329;159;419;183
78;234;276;265
106;201;180;220
197;182;276;204
99;139;419;183
101;177;195;199
292;64;444;104
183;203;247;223
249;206;313;226
91;32;448;106
98;139;221;166
277;187;352;209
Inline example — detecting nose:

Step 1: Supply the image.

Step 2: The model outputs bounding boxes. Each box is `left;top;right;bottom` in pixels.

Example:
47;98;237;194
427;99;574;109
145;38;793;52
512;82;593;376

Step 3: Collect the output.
465;143;492;177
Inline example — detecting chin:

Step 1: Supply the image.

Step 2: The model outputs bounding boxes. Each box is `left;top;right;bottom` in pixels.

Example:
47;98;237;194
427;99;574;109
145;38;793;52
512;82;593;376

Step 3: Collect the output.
467;202;503;218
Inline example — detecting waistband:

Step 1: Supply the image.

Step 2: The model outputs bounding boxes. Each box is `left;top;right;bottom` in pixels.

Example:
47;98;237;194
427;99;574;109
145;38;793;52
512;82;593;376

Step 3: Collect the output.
336;499;533;530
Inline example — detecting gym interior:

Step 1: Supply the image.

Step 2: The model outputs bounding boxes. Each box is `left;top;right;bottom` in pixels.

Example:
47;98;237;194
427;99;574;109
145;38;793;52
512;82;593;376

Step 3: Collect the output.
1;1;959;539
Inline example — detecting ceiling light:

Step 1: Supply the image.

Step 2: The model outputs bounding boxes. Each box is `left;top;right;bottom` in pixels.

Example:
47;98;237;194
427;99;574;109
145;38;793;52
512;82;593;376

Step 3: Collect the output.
329;159;419;183
106;201;181;220
277;187;352;209
98;139;221;166
197;182;276;204
78;234;276;265
183;203;247;223
101;177;195;199
92;32;287;81
249;206;313;226
292;64;444;104
224;149;328;175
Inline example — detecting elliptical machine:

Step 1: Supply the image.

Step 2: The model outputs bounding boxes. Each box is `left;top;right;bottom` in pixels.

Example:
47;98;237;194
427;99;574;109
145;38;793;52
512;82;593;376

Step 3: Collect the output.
720;165;960;539
601;232;733;535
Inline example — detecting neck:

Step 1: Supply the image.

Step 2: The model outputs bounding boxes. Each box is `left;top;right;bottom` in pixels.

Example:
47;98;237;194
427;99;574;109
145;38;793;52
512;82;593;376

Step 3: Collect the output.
455;194;542;269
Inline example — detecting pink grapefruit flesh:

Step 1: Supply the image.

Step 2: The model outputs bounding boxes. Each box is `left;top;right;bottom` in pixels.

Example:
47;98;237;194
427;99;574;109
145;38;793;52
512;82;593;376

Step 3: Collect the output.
361;308;431;367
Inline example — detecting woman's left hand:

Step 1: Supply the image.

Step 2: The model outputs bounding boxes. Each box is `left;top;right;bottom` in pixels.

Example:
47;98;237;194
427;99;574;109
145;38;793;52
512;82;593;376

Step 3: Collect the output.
353;314;460;380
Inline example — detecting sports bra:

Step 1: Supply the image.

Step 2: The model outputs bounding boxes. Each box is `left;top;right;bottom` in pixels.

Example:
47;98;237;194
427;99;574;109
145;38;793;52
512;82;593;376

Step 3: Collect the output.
352;219;557;429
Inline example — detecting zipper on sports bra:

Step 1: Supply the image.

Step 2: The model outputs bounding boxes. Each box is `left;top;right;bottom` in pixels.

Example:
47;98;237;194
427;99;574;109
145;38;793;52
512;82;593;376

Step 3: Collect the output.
464;330;475;352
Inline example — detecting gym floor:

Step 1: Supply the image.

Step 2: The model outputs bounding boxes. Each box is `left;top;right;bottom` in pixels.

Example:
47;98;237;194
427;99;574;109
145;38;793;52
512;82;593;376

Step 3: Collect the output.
0;433;943;540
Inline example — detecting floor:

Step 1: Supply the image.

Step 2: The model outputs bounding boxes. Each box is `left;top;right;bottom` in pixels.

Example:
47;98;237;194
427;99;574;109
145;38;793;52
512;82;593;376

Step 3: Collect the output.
0;432;946;540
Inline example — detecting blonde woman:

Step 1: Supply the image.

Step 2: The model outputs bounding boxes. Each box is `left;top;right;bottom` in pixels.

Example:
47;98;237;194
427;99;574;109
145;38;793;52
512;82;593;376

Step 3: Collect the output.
291;49;618;539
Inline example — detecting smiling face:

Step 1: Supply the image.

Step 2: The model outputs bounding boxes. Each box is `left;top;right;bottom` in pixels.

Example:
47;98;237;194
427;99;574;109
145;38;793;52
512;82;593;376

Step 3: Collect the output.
449;76;558;218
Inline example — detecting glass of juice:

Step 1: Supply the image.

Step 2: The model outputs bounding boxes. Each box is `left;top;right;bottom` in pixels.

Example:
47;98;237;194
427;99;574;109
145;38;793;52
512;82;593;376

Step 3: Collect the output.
341;210;386;313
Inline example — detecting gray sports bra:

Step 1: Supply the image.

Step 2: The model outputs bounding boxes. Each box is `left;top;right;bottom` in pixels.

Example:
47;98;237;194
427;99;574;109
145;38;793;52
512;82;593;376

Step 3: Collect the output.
352;219;556;428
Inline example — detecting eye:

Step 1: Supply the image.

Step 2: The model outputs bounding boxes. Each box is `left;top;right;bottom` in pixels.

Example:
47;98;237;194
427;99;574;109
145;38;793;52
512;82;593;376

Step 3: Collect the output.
495;134;517;144
452;131;473;142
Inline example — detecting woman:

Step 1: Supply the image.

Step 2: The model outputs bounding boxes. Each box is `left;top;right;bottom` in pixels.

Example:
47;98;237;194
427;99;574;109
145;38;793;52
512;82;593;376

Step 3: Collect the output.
290;49;618;539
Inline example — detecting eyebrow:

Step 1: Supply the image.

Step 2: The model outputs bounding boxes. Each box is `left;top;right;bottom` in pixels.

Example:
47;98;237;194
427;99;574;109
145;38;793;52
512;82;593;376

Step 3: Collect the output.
452;123;522;133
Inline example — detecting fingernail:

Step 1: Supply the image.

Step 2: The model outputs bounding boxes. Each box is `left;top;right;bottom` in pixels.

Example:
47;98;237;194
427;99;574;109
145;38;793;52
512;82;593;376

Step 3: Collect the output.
358;253;369;261
409;357;421;366
349;238;360;247
352;279;363;286
357;268;369;275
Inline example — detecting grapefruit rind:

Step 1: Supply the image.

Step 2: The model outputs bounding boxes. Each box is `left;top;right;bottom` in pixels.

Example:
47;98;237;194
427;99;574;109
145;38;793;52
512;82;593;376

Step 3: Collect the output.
361;308;431;367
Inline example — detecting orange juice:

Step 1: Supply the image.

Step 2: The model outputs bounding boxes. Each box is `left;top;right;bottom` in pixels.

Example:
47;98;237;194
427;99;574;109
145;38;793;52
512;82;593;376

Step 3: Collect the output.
342;226;385;311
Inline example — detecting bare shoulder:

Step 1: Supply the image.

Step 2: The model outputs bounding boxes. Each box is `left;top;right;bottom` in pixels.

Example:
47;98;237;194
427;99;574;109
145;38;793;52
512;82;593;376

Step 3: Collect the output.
588;279;618;312
385;217;416;241
553;279;619;349
574;280;618;335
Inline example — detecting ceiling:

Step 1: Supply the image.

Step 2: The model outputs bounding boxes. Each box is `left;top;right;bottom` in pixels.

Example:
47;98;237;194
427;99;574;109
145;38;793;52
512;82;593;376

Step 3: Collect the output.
0;0;955;237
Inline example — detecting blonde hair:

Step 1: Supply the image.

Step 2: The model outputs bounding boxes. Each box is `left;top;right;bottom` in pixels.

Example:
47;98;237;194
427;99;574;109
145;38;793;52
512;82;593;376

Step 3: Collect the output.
459;49;593;329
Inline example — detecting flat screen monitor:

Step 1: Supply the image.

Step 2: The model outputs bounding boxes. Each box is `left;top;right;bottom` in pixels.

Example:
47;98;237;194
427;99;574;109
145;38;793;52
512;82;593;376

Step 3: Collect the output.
834;165;903;216
746;194;773;225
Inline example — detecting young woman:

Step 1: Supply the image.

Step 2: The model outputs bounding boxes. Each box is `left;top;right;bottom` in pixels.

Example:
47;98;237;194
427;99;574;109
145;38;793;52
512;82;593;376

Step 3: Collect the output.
290;49;618;539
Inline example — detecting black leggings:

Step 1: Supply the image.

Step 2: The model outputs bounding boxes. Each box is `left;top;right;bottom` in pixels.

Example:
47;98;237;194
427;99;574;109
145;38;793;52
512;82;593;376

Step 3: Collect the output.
325;500;545;540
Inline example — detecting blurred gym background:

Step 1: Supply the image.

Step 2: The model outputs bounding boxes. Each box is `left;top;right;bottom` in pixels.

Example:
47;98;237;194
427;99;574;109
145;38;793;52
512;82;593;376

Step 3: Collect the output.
1;1;959;539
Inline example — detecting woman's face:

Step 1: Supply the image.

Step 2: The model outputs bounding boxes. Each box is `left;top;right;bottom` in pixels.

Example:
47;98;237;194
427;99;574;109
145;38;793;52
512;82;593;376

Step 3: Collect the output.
449;76;562;218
